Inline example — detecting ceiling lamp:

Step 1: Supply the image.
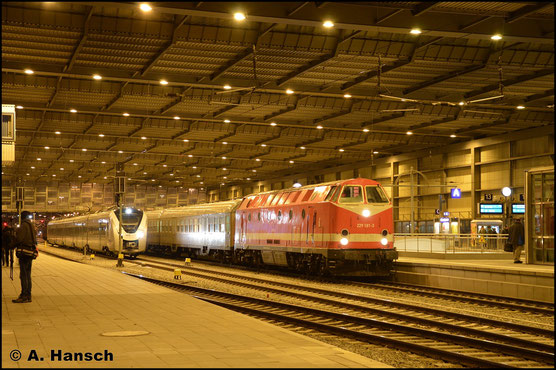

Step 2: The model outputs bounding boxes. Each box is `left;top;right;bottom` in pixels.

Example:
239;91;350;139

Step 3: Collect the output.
286;89;294;94
450;134;457;138
234;12;246;21
406;131;413;135
261;144;267;147
141;136;147;140
99;133;104;137
174;116;180;120
363;128;369;132
224;119;231;123
118;150;123;153
70;160;75;162
410;28;422;35
44;146;50;149
70;109;77;113
93;74;102;80
316;125;323;129
343;93;352;98
491;34;503;40
223;84;232;90
82;148;87;151
159;79;168;85
516;105;525;110
183;139;189;142
55;131;61;134
16;105;23;109
323;20;334;28
339;149;344;152
24;69;34;74
289;160;294;164
300;146;306;150
222;142;228;145
140;3;152;12
270;122;277;126
373;151;379;154
123;113;130;117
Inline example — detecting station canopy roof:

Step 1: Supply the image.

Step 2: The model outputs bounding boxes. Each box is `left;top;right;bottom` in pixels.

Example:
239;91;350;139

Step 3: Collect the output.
2;1;554;188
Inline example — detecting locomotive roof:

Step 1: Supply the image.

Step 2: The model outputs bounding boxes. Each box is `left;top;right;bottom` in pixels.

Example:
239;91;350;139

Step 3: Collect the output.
145;199;242;217
244;178;381;198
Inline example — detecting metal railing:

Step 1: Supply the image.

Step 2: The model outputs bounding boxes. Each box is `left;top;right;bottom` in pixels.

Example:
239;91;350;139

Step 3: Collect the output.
394;233;509;253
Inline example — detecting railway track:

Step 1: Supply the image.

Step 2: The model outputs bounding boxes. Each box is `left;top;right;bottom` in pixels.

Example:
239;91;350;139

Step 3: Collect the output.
124;272;553;368
347;280;554;315
40;247;554;367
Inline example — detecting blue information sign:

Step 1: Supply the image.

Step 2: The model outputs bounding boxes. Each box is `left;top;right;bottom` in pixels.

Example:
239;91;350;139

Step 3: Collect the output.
450;188;461;199
511;203;525;214
479;203;503;214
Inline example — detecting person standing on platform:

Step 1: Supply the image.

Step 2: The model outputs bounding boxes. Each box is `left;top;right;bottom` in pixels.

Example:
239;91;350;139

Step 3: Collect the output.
12;211;38;303
2;223;15;267
508;218;525;264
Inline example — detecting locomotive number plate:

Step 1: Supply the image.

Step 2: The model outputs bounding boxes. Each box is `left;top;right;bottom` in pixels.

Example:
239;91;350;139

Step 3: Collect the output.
357;223;374;228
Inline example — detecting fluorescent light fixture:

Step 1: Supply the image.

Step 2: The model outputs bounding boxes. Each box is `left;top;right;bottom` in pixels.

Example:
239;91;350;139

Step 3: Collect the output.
99;133;104;137
373;151;379;154
183;139;189;142
270;122;277;126
24;69;34;74
123;112;130;116
286;89;294;94
343;93;352;98
323;20;334;28
174;116;180;120
316;125;323;129
16;105;23;109
224;119;231;123
491;34;502;40
70;109;77;113
159;79;168;85
93;74;102;80
467;95;504;104
140;3;152;12
406;131;413;135
363;128;369;132
516;105;525;110
410;28;422;35
379;94;419;102
223;84;231;90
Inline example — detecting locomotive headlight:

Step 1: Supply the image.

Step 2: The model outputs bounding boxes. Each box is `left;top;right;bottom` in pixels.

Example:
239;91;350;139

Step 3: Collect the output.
362;209;371;217
136;231;144;239
340;237;349;246
381;237;388;246
125;208;132;214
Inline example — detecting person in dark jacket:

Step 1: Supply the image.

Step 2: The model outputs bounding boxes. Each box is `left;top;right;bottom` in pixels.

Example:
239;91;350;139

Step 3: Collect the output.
508;218;525;263
12;211;37;303
2;223;15;267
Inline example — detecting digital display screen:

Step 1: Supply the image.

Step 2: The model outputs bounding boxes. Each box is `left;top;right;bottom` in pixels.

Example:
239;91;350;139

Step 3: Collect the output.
479;203;503;214
511;203;525;214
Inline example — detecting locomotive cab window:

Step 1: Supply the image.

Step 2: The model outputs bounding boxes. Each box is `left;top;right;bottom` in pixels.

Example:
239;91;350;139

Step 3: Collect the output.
339;185;363;203
324;186;338;201
366;186;389;203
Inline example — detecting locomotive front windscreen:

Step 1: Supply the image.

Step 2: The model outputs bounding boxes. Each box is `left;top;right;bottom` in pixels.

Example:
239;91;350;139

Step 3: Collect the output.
365;186;389;203
339;185;363;203
113;208;144;232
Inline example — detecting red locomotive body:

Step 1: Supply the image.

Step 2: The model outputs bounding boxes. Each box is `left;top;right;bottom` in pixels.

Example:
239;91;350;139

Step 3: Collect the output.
235;178;397;276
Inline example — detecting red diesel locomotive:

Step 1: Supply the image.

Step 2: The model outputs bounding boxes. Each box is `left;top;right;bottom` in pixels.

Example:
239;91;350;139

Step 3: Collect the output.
234;178;397;276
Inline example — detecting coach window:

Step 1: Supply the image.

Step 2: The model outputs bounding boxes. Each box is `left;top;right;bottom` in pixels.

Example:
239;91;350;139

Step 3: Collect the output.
289;209;293;221
258;212;261;221
339;185;363;203
248;213;251;222
302;209;306;219
277;210;282;221
365;186;389;203
325;186;338;201
302;189;314;202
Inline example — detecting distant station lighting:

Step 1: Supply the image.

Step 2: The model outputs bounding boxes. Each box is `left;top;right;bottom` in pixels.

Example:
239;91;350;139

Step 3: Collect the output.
139;3;152;12
123;112;130;116
52;174;56;177
196;175;201;177
222;156;227;159
222;141;228;145
246;177;251;180
343;93;352;98
491;34;503;40
163;164;167;167
339;149;344;152
406;131;413;135
323;20;334;28
450;134;457;138
78;175;82;178
289;160;294;164
410;28;422;35
300;146;306;150
270;122;277;126
222;168;227;171
192;166;197;169
37;158;42;161
458;101;465;106
55;131;61;135
70;109;77;113
261;144;267;147
159;79;168;85
24;69;34;74
26;173;30;176
516;105;525;110
31;166;35;169
99;133;104;137
373;151;379;154
118;150;123;153
224;119;231;123
143;172;147;175
44;146;50;149
174;116;180;120
60;168;64;170
93;74;102;80
502;187;512;197
16;105;23;109
188;154;193;157
223;84;232;90
82;148;87;151
141;136;147;140
316;125;323;129
101;161;106;164
255;158;260;161
286;89;294;94
183;139;189;142
133;163;138;166
293;182;302;188
233;12;246;21
103;176;107;179
252;169;257;172
363;128;369;132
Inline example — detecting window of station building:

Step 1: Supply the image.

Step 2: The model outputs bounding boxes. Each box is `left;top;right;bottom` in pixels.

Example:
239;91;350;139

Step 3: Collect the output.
365;186;389;203
301;189;314;202
339;185;363;203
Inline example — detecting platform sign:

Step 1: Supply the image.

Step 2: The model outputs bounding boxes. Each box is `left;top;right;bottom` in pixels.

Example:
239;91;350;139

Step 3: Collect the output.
484;193;493;201
479;203;503;214
439;217;450;222
511;203;525;214
443;211;450;217
450;188;461;199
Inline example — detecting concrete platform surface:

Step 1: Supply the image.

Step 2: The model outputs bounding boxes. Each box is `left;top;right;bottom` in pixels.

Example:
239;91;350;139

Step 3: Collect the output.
2;254;389;368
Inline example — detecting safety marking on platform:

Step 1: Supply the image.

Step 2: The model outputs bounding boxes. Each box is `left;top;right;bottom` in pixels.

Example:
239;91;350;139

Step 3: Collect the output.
101;330;150;337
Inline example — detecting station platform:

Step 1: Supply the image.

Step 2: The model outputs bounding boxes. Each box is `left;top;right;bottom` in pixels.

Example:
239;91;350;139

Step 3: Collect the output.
2;254;389;368
394;255;554;303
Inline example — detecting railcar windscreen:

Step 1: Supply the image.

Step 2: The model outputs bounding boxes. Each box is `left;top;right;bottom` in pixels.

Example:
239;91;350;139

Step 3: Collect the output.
366;186;389;203
339;185;363;203
113;208;144;232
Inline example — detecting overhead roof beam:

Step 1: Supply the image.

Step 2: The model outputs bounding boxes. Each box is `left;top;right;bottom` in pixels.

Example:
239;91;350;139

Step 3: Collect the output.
464;68;554;99
297;136;325;147
506;3;552;24
313;109;352;125
524;88;554;103
455;116;511;134
411;2;438;16
403;64;486;95
408;115;458;131
65;6;95;73
214;124;240;142
360;112;405;128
